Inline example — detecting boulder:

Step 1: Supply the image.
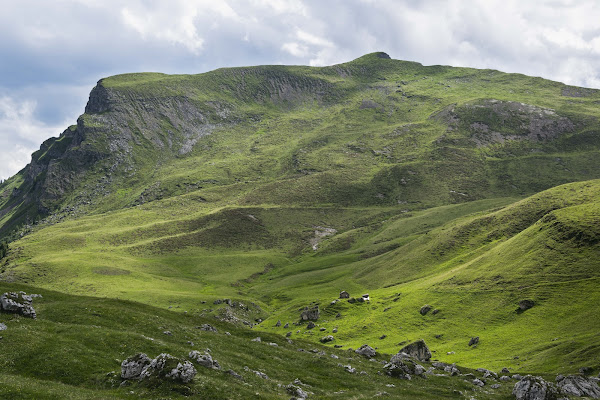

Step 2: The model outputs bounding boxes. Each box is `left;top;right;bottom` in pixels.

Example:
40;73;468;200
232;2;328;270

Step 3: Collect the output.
513;375;559;400
320;335;334;343
197;324;217;332
286;384;309;399
189;350;221;370
300;306;319;321
339;291;350;299
444;364;461;376
398;339;432;362
384;353;423;379
469;336;479;346
518;300;535;312
139;353;196;383
420;305;432;315
473;378;485;387
0;292;38;319
556;374;600;398
355;344;376;358
121;353;151;379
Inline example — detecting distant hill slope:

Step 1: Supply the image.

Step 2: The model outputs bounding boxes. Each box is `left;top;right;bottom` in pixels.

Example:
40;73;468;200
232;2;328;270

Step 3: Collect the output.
1;52;599;237
1;53;599;379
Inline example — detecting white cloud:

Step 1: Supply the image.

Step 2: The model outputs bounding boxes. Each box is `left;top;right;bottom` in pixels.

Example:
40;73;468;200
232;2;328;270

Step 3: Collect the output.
0;96;71;180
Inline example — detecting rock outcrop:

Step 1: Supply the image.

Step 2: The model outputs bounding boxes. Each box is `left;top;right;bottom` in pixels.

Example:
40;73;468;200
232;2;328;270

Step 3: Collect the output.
556;374;600;398
121;353;196;384
0;291;40;319
189;350;221;370
300;305;319;321
513;375;558;400
398;340;431;362
355;344;376;358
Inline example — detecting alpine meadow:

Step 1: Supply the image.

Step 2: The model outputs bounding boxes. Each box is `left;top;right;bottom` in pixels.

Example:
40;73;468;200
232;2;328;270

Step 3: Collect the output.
0;52;599;399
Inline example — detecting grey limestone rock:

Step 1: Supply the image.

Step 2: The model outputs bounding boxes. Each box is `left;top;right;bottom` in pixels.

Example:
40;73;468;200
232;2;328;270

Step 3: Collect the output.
339;291;350;299
419;304;432;315
121;353;151;380
139;353;196;383
189;350;221;370
513;375;559;400
197;323;217;332
320;335;334;343
0;323;6;331
355;344;376;358
286;384;309;399
398;339;432;362
0;292;38;319
300;305;319;321
556;374;600;398
306;321;316;329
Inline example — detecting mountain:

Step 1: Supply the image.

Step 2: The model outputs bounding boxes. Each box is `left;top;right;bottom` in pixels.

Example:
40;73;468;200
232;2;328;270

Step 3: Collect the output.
0;52;599;398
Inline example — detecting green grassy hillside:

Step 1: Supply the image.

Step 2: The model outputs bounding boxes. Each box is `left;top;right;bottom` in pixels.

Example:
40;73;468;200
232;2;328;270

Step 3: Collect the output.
1;53;599;397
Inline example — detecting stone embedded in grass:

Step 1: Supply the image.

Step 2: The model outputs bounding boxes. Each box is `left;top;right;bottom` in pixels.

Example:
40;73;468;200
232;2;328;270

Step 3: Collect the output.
0;291;38;319
355;344;376;358
0;323;6;331
275;320;281;327
300;305;319;321
384;354;424;380
189;350;221;370
419;305;432;315
196;324;217;332
513;375;558;400
320;335;334;343
398;339;432;362
339;291;350;299
469;336;479;346
286;383;309;399
139;353;196;384
518;300;535;312
306;321;316;329
121;353;151;380
284;322;289;329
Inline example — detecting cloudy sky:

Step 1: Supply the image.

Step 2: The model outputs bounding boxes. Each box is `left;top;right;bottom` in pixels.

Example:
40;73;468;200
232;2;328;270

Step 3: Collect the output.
1;0;600;180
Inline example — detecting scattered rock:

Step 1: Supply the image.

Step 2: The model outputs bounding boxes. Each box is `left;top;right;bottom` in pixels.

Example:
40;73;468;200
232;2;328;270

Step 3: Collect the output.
380;335;387;340
343;365;356;374
284;323;289;329
355;344;376;358
469;337;479;346
286;384;309;399
139;353;197;383
189;350;221;370
320;335;334;343
306;322;316;329
121;353;152;379
275;320;281;327
518;300;535;312
251;337;261;342
502;368;511;373
0;323;6;331
226;369;243;380
501;376;511;382
384;353;423;379
419;305;432;315
432;309;440;315
0;292;38;319
556;374;600;398
339;291;350;299
332;328;338;333
286;332;292;337
491;384;501;389
300;305;319;321
398;339;432;362
163;330;172;336
473;378;485;387
197;324;218;332
336;313;341;318
513;375;558;400
362;294;370;302
444;364;461;376
319;327;326;331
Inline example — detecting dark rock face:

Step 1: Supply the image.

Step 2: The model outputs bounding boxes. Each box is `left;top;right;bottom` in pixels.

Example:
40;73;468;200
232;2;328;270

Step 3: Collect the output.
300;305;319;321
398;340;432;362
513;376;559;400
419;305;432;315
556;375;600;398
0;292;39;319
355;344;376;358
